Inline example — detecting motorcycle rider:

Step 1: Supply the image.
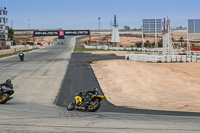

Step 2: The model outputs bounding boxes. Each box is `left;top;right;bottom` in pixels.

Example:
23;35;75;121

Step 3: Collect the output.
18;51;24;60
0;79;13;94
19;51;24;55
75;87;99;110
0;79;13;89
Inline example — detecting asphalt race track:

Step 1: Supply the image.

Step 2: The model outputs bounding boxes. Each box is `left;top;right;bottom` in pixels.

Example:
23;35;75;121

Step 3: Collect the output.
0;37;200;133
56;52;200;117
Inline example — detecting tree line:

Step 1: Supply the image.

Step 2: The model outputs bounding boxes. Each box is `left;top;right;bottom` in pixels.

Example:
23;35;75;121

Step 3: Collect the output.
135;39;163;48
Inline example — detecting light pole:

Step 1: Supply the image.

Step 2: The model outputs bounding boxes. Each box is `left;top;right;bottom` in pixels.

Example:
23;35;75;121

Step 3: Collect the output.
98;17;101;35
28;19;30;35
11;20;13;29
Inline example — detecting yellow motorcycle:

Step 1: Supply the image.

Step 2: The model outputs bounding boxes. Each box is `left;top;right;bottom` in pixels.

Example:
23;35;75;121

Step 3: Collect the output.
67;90;105;112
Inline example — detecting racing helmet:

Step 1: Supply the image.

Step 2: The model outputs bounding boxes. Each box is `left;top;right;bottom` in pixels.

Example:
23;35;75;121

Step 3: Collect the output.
6;79;11;84
92;87;98;92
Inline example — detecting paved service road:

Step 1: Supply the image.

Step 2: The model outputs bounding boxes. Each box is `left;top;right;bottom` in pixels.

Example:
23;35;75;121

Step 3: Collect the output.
56;52;200;116
0;37;200;133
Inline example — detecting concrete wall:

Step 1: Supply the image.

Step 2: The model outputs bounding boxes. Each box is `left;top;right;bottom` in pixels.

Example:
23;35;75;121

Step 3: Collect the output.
14;30;34;35
0;45;39;56
83;44;165;51
125;53;200;63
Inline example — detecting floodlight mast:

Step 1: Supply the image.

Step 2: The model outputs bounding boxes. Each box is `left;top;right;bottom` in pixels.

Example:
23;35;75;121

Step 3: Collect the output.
162;18;176;55
187;28;191;56
142;25;144;53
167;20;170;55
162;18;166;55
98;17;101;34
155;19;158;54
163;18;165;34
187;20;191;56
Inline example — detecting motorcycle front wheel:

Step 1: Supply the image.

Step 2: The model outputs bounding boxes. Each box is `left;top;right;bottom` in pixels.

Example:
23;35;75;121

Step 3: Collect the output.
0;93;10;104
88;100;100;112
67;101;75;111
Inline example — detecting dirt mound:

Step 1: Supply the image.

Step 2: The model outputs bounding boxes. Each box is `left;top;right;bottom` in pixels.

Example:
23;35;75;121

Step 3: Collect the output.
91;60;200;112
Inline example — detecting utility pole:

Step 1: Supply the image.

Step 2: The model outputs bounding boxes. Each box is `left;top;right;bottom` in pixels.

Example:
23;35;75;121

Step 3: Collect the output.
28;19;30;35
11;20;13;29
98;17;101;35
110;19;112;31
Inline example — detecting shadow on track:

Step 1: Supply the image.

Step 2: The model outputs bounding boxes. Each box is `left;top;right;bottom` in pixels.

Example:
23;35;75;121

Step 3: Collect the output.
55;52;200;117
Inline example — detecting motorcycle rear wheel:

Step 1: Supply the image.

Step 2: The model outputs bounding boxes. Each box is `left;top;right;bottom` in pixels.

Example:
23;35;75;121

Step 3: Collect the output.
0;93;10;104
67;101;75;111
88;100;100;112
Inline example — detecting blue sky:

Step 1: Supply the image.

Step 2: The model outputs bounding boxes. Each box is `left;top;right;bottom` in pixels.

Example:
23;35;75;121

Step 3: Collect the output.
2;0;200;30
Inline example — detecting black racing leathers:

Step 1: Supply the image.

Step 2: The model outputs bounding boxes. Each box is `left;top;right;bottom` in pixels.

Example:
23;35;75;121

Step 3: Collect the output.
0;82;13;89
77;90;98;107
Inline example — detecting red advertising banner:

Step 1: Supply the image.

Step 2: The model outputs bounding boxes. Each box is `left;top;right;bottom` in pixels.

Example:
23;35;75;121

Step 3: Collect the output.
59;30;64;36
191;48;200;51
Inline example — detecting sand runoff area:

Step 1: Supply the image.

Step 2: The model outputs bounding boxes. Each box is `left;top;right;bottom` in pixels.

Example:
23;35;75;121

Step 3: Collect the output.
91;54;200;112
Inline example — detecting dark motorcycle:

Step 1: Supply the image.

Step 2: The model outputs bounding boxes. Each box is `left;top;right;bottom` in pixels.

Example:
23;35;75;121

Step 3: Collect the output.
19;52;24;61
0;80;14;104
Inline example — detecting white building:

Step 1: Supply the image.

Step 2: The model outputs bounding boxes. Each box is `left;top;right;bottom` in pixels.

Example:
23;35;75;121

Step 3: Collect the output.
111;15;120;43
0;7;8;40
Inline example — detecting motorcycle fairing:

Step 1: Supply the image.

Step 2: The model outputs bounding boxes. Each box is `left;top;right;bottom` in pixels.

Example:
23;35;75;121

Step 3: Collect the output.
0;94;7;102
91;95;105;101
75;95;82;105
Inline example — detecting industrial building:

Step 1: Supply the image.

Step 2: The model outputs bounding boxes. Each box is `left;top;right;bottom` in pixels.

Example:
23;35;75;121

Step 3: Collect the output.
0;7;9;49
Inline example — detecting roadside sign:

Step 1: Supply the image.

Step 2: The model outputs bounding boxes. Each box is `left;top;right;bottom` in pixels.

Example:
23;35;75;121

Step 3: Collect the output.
34;30;90;36
64;30;90;35
188;19;200;33
59;30;64;36
34;31;59;36
143;19;162;34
